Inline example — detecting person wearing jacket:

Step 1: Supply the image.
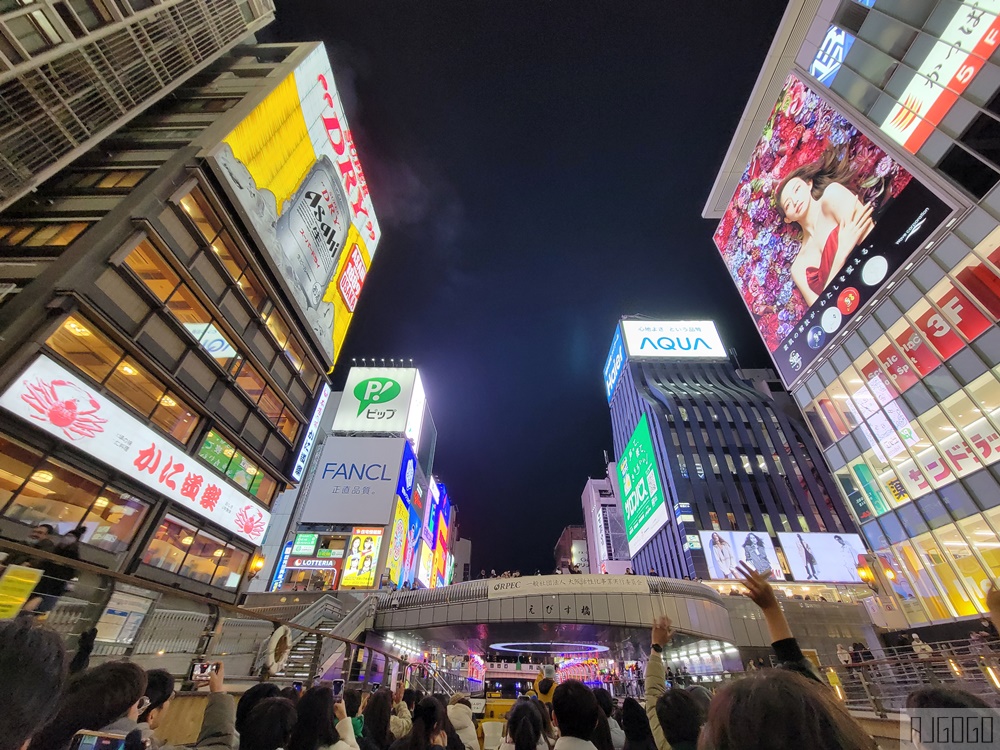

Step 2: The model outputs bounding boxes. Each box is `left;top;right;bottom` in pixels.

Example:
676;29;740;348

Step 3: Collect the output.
135;669;177;748
446;695;479;750
645;617;673;750
287;685;359;750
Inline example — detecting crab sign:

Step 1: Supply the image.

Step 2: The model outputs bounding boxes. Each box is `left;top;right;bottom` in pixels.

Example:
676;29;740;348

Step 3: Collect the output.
234;505;266;539
21;377;107;440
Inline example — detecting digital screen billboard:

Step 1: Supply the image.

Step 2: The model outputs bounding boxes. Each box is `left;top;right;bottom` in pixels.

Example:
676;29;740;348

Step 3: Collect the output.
617;414;670;555
207;44;380;366
416;540;433;588
341;527;383;588
620;320;727;360
603;324;626;403
699;531;786;581
402;482;424;587
386;497;409;585
776;532;866;583
332;367;420;435
713;73;951;385
424;479;440;545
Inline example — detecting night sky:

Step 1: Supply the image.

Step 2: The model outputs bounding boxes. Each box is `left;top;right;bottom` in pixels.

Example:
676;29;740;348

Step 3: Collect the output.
263;1;788;575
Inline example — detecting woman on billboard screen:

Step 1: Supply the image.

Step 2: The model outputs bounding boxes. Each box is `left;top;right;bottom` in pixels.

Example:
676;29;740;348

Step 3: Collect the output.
741;533;776;580
709;532;738;579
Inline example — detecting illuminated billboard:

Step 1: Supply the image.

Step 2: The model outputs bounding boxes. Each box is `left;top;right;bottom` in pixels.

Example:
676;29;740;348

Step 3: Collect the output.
620;320;727;360
713;73;950;384
776;532;866;583
208;44;380;366
809;25;856;86
341;527;383;588
333;367;422;436
386;497;409;585
603;324;626;403
416;540;433;588
699;531;786;581
879;3;1000;154
616;414;670;554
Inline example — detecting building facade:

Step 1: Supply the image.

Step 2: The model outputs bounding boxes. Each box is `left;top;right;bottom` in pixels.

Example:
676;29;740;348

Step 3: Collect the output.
0;41;377;602
704;0;1000;625
605;319;857;581
553;524;588;572
581;466;632;574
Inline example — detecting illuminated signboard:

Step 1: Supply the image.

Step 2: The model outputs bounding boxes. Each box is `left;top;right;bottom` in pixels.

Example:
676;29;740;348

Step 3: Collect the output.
620;320;727;360
603;324;627;403
332;367;420;435
616;414;670;554
291;383;331;481
424;479;440;545
809;25;856;86
292;533;319;556
416;540;433;588
776;532;866;583
713;73;951;385
207;44;380;366
699;531;786;581
0;356;270;543
341;527;383;588
386;497;409;585
879;2;1000;154
405;372;426;451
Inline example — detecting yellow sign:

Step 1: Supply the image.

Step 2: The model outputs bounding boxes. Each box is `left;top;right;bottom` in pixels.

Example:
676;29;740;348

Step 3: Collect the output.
0;565;43;618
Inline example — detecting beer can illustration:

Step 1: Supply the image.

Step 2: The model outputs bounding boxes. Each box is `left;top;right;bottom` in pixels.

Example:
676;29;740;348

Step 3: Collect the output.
275;156;351;309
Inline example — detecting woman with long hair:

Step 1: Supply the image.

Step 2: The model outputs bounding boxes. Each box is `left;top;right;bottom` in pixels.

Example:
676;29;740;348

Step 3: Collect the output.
287;686;359;750
388;698;449;750
619;698;655;750
500;701;547;750
775;147;876;306
709;533;737;579
591;710;614;750
741;533;774;579
363;690;395;750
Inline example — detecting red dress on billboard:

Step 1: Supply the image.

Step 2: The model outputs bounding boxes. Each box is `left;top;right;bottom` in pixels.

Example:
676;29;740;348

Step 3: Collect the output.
805;226;840;295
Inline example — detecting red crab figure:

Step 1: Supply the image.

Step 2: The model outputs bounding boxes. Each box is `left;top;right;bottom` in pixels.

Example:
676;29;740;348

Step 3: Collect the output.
234;505;266;539
21;377;107;440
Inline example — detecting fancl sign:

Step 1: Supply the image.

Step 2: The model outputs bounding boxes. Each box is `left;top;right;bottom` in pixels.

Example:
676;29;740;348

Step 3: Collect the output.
620;320;727;361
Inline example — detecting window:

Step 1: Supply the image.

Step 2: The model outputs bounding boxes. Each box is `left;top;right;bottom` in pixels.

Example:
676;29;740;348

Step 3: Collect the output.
196;429;276;504
7;10;60;55
178;188;222;243
124;241;180;302
0;435;42;509
150;392;198;444
180;530;227;583
67;0;111;30
0;222;88;249
2;457;101;529
46;315;122;382
211;545;248;589
142;515;197;573
79;488;148;554
913;530;978;616
142;516;248;590
938;144;999;199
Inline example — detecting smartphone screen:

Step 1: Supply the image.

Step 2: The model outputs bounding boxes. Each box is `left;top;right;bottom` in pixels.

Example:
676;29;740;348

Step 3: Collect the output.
70;732;127;750
370;681;381;691
293;681;304;693
332;679;344;696
190;662;215;681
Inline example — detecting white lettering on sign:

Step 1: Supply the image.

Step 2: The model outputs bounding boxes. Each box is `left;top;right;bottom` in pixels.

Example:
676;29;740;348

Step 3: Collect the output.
620;320;728;360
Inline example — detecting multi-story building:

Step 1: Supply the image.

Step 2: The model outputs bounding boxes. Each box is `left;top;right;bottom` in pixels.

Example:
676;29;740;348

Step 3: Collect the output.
0;0;275;212
581;466;632;574
605;318;858;581
553;524;588;572
0;40;379;603
704;0;1000;626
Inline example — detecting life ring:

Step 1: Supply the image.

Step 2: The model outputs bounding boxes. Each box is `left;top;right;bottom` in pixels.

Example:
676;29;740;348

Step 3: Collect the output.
265;625;292;675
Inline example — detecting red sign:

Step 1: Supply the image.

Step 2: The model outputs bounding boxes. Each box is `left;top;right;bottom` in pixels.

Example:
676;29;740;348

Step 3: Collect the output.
894;324;941;377
877;342;919;393
337;242;368;312
936;285;992;342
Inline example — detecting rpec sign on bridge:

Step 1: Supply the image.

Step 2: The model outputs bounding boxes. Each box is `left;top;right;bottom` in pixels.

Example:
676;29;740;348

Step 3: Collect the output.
620;320;728;361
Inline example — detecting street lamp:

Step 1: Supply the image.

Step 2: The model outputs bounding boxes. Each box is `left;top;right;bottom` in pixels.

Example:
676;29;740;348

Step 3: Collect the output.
247;555;266;581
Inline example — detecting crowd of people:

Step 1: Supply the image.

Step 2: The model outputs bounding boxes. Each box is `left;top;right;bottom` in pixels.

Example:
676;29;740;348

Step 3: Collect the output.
4;567;1000;750
5;522;87;615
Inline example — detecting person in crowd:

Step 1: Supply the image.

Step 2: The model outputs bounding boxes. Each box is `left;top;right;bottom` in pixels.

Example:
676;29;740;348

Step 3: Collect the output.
7;523;56;565
551;680;599;750
590;711;613;750
624;568;634;575
281;687;302;706
287;685;359;750
699;669;876;750
619;698;653;750
365;689;408;750
647;568;657;576
591;690;623;750
479;570;487;579
32;659;236;750
911;634;933;660
446;695;478;750
136;669;176;747
490;570;498;578
428;695;463;750
240;697;297;750
684;686;711;721
501;700;547;750
389;697;449;750
343;689;378;750
24;526;84;615
651;690;701;750
236;683;282;737
836;644;851;667
0;618;66;750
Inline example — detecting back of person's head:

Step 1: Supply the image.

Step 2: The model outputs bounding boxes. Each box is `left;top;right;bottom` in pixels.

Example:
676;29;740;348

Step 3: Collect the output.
0;619;66;750
591;709;614;750
343;688;363;718
685;685;712;720
592;689;614;720
407;697;445;750
236;683;281;735
653;689;702;746
363;688;394;750
402;688;419;711
429;693;456;735
620;697;652;741
700;671;877;750
906;687;992;710
240;697;297;750
30;661;146;750
506;700;542;750
280;686;301;706
448;693;472;710
552;680;598;740
536;679;555;700
139;669;176;728
288;686;338;750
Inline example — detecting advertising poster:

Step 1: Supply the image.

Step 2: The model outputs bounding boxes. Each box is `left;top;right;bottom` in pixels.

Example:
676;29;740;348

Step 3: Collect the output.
699;531;786;581
713;73;951;385
299;437;405;524
423;480;441;545
341;527;383;588
776;532;866;583
208;44;380;366
417;540;434;589
386;496;409;585
603;324;626;403
616;414;670;554
402;482;424;587
292;532;319;556
332;367;419;435
620;320;728;360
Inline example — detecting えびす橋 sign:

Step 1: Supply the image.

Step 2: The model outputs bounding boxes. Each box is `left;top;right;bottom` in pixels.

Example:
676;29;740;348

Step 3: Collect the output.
0;355;271;543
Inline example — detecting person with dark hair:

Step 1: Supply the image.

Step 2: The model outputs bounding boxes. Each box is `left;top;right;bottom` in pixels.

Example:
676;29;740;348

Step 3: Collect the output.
652;690;701;750
0;618;66;750
501;700;546;750
281;687;302;706
619;698;654;750
364;689;396;750
533;675;555;704
240;697;297;750
236;683;281;737
401;690;419;713
8;523;56;566
287;685;358;750
699;670;876;750
906;686;996;710
684;686;711;721
388;697;449;750
24;526;84;615
136;669;177;746
591;690;623;750
446;694;478;750
343;689;378;750
590;711;613;750
427;695;463;750
552;680;599;749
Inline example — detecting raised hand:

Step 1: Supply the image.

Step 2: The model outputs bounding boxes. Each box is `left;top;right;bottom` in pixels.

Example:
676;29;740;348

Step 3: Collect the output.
737;561;778;611
652;615;674;648
208;661;225;693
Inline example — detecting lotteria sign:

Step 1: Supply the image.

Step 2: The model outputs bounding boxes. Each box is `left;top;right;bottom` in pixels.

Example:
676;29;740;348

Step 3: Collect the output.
621;320;727;360
0;356;271;543
603;324;627;403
